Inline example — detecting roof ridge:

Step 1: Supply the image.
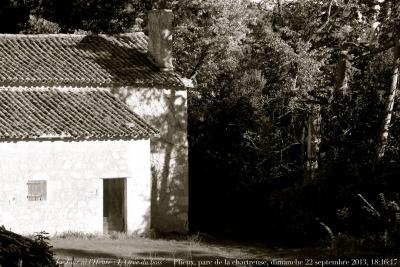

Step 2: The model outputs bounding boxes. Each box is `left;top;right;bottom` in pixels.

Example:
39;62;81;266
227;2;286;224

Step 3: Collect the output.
0;31;185;88
0;86;108;92
0;32;146;38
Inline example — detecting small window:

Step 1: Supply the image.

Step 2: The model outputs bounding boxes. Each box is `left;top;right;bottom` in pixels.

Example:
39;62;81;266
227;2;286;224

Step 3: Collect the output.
27;180;47;201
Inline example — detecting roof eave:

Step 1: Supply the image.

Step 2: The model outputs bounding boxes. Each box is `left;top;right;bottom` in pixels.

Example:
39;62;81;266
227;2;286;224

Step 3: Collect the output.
0;134;156;142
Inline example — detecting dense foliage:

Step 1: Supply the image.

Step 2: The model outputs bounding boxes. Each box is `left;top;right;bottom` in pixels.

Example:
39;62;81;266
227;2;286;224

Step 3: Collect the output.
0;226;58;266
0;0;152;33
177;0;400;254
2;0;400;255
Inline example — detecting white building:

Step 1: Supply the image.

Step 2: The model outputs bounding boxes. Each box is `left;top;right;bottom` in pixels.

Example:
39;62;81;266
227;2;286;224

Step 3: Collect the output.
0;10;190;235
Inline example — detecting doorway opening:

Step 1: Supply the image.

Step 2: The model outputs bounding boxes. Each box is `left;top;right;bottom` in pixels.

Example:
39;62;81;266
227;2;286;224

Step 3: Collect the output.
103;178;127;233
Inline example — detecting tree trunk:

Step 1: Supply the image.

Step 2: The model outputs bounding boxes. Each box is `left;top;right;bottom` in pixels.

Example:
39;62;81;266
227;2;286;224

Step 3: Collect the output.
305;105;321;182
375;44;400;162
334;50;349;96
318;48;350;173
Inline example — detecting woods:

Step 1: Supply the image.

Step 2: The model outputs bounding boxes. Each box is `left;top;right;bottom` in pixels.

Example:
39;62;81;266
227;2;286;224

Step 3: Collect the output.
1;0;400;256
180;0;400;254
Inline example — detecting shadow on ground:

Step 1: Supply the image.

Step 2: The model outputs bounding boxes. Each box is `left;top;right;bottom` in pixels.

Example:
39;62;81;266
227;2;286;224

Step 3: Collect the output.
53;251;278;267
51;238;321;267
53;248;279;267
53;248;118;259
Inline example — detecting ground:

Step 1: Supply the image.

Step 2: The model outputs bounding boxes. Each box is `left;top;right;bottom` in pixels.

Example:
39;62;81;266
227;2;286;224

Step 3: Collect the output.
50;236;321;267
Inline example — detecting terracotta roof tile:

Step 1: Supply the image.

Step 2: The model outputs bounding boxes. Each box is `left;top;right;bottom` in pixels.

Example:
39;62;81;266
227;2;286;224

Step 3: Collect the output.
0;88;158;139
0;33;183;87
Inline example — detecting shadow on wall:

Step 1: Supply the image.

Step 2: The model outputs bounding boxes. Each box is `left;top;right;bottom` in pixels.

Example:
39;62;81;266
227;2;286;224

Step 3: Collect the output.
125;86;188;234
76;35;188;234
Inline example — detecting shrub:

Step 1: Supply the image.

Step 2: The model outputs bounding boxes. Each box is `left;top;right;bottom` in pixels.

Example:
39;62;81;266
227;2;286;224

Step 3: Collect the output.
54;230;97;240
328;193;400;257
0;226;58;267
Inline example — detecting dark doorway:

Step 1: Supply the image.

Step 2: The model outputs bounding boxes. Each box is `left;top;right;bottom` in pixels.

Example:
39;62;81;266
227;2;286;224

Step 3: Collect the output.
103;178;126;233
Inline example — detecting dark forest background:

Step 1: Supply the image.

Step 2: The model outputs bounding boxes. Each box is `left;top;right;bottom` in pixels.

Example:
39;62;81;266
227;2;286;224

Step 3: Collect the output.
2;0;400;256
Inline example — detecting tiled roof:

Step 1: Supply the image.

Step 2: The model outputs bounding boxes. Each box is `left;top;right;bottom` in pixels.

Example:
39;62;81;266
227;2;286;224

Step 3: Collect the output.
0;87;158;139
0;33;183;87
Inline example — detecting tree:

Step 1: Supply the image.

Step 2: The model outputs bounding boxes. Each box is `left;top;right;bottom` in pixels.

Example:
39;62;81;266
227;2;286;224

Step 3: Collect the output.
374;1;400;163
32;0;150;33
0;0;33;33
172;0;251;85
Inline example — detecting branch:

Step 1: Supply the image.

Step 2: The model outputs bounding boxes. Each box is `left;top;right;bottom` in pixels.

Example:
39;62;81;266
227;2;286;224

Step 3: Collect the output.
358;39;399;59
243;134;263;152
307;0;338;43
189;43;212;78
358;194;381;218
276;0;282;16
256;158;269;168
272;142;300;154
256;142;301;168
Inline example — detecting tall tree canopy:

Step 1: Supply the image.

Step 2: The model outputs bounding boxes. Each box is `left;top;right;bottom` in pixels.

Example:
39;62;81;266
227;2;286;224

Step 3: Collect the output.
0;0;32;33
0;0;151;33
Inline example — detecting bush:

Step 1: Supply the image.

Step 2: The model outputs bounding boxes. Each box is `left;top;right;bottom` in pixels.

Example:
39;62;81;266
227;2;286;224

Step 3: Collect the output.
0;226;58;267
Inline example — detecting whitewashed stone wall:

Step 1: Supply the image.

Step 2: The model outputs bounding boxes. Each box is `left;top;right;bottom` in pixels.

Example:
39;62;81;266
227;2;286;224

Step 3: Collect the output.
113;86;188;233
0;139;151;235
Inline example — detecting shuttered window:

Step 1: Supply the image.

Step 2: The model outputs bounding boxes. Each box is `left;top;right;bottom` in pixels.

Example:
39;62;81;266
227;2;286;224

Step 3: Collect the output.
27;180;47;201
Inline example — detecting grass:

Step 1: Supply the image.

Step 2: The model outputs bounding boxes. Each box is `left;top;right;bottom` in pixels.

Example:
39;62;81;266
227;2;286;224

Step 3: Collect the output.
50;232;326;267
53;230;146;240
51;232;264;267
51;232;244;259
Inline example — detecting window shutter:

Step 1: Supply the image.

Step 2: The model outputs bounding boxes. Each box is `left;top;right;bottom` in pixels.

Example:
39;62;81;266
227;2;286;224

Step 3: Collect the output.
27;180;47;201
